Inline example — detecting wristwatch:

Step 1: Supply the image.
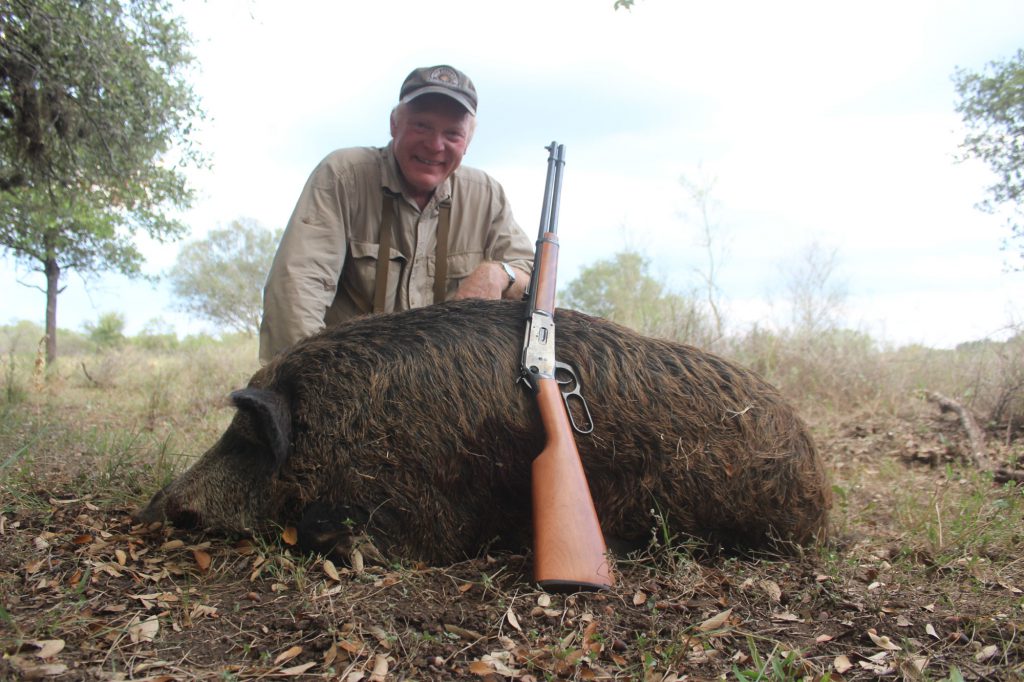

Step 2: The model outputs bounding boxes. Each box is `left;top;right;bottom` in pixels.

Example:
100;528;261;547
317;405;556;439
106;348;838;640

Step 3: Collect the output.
499;262;517;292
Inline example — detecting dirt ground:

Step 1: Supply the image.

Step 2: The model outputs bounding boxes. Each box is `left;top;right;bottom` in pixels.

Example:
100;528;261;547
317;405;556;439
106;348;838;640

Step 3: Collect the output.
1;398;1022;680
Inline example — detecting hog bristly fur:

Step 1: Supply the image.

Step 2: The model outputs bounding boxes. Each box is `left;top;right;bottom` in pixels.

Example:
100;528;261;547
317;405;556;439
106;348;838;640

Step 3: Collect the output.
135;299;830;563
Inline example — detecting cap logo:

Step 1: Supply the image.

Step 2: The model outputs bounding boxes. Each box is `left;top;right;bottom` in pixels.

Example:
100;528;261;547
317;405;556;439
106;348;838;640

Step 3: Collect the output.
428;66;460;87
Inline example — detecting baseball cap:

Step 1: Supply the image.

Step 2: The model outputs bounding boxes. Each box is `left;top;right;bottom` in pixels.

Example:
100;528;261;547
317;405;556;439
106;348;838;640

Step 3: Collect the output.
399;65;477;116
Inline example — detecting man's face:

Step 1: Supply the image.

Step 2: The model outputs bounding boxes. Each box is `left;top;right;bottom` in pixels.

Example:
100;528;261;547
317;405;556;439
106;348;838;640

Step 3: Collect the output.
391;95;473;203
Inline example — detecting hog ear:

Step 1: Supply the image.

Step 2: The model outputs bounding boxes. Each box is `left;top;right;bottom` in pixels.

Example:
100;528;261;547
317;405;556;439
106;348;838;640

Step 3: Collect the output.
230;388;292;471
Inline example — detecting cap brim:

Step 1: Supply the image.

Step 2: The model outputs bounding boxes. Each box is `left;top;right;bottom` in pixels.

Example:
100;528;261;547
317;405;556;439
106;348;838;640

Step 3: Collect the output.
401;86;476;115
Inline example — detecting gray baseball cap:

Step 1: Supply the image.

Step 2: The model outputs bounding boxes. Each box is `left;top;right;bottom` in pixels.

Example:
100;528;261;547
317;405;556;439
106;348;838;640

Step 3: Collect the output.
399;65;477;115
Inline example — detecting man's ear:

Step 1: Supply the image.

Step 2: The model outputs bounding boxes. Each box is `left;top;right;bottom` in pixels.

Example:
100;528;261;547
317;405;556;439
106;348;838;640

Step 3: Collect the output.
389;108;399;138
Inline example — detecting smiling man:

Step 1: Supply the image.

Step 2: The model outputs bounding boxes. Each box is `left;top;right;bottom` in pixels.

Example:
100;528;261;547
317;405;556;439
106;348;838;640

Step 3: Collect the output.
259;65;534;363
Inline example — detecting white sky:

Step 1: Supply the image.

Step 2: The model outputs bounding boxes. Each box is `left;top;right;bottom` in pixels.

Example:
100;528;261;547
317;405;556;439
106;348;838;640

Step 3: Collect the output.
2;0;1023;348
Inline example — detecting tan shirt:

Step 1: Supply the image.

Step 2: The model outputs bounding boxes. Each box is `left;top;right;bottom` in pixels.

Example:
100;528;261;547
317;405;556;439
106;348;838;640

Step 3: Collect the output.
259;144;534;362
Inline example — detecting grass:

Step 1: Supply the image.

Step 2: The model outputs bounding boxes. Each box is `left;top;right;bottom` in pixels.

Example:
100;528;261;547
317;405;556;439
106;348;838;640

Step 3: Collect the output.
0;332;1022;679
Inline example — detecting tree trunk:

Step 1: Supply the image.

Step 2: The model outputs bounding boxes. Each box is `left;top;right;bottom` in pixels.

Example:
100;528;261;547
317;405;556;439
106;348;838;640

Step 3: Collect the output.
44;256;59;364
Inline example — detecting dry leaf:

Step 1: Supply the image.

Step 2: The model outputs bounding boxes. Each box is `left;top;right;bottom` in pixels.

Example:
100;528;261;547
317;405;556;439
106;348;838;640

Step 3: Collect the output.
867;628;902;651
160;539;185;550
323;559;340;581
28;639;65;658
834;655;853;673
537;594;551;607
282;661;317;676
469;659;494;676
506;607;522;632
281;526;298;545
190;604;218;619
926;623;939;639
128;616;159;643
975;644;998;662
771;611;803;622
760;579;782;602
368;654;389;682
815;634;833;643
445;624;485;641
274;645;303;665
632;590;648;606
338;639;363;655
8;656;68;678
192;549;211;571
115;549;127;566
698;607;733;632
351;548;364;573
480;652;519;677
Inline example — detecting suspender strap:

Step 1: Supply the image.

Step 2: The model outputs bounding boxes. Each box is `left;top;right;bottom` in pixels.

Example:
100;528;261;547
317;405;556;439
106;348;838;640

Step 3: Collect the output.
433;199;451;304
373;194;396;314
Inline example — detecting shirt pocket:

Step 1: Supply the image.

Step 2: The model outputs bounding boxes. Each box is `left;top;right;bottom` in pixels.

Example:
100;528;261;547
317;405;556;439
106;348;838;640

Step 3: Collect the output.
343;239;407;312
428;250;483;300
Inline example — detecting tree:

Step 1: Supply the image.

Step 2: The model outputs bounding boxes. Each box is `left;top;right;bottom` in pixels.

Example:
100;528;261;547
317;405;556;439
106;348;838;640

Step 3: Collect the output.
84;311;126;349
0;0;204;362
561;249;712;344
679;171;727;342
168;219;282;336
954;49;1024;267
781;241;847;336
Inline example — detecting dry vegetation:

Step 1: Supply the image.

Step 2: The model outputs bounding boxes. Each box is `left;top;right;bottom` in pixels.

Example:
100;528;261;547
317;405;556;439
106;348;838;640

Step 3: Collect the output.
1;326;1022;681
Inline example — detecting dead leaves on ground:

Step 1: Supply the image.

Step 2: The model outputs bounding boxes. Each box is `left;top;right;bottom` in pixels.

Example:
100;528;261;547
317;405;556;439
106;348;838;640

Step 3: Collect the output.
2;493;1020;679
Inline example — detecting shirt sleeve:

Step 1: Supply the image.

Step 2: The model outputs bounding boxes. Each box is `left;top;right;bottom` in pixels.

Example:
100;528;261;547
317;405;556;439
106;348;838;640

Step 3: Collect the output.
484;181;535;275
259;160;349;363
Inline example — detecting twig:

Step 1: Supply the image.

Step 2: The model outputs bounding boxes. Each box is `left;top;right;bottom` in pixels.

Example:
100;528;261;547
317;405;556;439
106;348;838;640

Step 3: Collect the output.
923;391;991;469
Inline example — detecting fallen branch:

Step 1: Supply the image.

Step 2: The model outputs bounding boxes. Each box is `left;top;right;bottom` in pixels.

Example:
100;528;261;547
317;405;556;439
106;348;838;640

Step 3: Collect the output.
923;391;991;469
993;468;1024;484
80;362;101;388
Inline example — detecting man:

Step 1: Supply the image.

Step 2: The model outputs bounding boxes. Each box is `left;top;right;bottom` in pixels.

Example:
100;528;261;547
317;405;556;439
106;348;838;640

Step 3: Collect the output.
259;65;534;363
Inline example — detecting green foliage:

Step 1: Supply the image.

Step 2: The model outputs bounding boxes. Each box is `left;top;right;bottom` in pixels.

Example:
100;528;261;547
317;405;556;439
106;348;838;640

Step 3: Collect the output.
0;319;44;355
168;219;282;336
0;0;205;360
3;348;27;404
560;249;714;344
84;312;126;350
954;49;1024;266
132;318;179;351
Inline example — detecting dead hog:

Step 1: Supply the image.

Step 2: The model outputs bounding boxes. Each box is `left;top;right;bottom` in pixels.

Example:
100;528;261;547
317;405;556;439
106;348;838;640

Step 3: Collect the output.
135;299;830;563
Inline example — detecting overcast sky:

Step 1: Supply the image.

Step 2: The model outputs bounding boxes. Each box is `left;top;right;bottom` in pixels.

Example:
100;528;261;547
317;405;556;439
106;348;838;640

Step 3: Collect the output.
2;0;1023;348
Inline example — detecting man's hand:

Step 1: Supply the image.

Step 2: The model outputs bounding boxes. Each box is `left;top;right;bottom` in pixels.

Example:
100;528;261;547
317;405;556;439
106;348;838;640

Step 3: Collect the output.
453;261;528;301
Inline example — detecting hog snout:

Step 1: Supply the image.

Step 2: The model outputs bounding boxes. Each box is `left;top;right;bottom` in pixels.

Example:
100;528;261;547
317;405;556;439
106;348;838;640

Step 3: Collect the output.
132;486;202;530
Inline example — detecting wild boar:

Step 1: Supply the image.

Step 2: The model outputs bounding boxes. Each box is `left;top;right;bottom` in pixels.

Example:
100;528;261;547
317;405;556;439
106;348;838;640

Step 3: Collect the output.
135;299;830;563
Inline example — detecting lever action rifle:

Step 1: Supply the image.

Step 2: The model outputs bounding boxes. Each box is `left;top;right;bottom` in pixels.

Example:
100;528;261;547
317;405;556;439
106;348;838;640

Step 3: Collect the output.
521;142;613;592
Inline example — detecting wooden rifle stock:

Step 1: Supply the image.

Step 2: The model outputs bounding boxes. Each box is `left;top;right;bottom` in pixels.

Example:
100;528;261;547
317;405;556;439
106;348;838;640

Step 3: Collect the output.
523;143;612;592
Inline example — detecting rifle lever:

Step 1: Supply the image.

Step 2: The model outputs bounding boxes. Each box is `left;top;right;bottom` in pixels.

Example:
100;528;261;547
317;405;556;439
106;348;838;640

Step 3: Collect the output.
554;360;594;435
